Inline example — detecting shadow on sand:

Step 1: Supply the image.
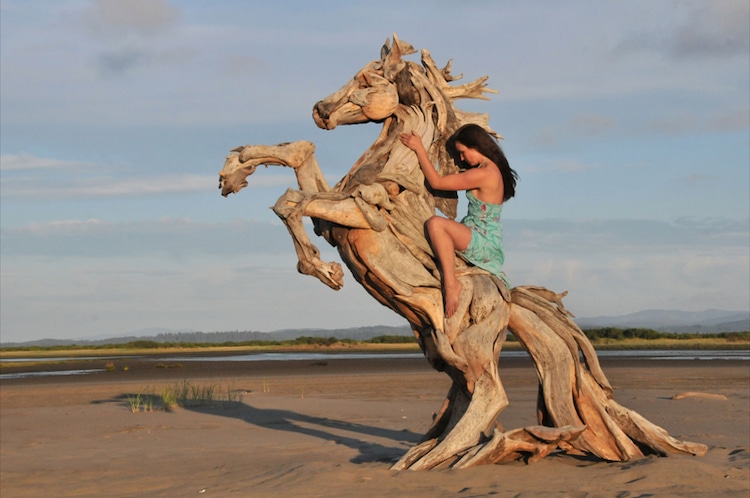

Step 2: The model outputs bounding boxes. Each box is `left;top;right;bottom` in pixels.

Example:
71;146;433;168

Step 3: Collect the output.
100;392;423;465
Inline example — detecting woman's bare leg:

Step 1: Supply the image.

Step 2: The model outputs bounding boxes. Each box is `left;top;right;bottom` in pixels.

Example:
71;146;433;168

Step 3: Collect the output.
426;216;472;317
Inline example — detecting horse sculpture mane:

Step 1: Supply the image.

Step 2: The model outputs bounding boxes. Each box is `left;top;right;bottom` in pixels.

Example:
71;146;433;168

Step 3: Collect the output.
218;34;706;470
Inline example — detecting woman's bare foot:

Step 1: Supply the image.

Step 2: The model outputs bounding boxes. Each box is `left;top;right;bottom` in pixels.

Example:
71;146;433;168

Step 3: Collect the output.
443;278;463;317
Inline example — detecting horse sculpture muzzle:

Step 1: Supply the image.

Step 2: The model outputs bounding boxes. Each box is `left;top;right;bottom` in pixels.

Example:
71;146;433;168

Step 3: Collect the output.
218;153;255;196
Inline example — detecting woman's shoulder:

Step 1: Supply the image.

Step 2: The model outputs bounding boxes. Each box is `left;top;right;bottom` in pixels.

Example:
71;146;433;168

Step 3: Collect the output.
478;164;504;201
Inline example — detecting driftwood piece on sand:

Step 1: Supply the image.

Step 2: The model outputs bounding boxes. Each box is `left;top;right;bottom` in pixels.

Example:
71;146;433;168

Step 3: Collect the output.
673;392;728;401
218;34;707;470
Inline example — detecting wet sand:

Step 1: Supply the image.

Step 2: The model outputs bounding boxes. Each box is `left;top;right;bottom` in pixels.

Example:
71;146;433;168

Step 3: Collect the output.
1;355;748;497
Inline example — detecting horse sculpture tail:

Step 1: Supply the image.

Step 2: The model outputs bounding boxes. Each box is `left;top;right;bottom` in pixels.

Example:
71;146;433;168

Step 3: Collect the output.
506;286;707;463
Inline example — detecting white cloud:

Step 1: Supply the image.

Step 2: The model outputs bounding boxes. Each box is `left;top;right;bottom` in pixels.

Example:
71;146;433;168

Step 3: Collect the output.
0;217;297;258
507;243;749;316
529;112;616;150
615;0;750;59
648;113;698;135
512;156;598;174
668;0;750;58
94;45;195;77
0;255;403;342
79;0;181;40
3;215;747;342
504;217;750;316
551;161;597;173
646;108;750;135
505;217;749;250
78;174;214;197
0;153;93;171
567;113;615;136
0;170;295;200
706;108;750;132
678;173;718;188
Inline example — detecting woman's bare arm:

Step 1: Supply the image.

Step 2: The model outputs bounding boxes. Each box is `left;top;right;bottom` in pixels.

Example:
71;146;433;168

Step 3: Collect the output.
400;131;501;198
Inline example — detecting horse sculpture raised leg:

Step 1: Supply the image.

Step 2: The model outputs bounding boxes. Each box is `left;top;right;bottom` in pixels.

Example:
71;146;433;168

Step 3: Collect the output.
219;34;706;470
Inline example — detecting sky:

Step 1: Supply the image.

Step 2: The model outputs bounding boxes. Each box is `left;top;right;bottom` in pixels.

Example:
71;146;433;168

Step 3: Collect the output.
1;0;748;343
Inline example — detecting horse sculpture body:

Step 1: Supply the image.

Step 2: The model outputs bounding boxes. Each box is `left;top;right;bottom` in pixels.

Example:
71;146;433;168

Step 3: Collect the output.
219;34;706;470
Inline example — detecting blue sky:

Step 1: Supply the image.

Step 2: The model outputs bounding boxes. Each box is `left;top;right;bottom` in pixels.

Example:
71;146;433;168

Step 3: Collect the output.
1;0;748;343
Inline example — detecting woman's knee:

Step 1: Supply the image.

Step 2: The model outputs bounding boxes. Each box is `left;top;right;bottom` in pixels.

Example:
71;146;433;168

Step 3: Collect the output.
426;216;471;251
425;216;445;236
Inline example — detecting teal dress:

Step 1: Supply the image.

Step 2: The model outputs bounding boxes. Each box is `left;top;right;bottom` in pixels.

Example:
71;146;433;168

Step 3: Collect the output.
459;190;509;287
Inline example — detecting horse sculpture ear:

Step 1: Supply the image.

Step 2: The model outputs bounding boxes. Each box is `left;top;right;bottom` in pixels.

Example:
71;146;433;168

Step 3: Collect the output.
382;33;415;81
392;33;416;56
380;37;391;61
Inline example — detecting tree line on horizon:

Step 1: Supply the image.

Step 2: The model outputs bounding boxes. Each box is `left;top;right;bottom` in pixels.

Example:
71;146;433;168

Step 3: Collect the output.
1;329;748;352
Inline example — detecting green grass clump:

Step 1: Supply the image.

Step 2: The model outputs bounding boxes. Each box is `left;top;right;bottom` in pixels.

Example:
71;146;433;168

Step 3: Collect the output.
127;392;155;413
126;380;242;413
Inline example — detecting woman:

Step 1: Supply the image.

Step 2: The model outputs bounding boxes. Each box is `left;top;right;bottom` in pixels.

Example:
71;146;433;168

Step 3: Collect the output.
400;124;518;317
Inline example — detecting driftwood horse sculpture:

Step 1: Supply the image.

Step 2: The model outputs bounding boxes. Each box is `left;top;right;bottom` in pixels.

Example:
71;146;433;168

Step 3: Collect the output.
219;34;706;470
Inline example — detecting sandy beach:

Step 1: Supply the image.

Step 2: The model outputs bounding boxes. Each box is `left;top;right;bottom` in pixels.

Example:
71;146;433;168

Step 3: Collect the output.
1;354;748;497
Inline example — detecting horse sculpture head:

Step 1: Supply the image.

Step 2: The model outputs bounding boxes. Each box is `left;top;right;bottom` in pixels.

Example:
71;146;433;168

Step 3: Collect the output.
312;33;499;218
313;34;416;130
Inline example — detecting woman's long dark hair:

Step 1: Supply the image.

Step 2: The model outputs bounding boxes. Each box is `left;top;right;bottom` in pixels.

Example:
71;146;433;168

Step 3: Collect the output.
446;124;518;201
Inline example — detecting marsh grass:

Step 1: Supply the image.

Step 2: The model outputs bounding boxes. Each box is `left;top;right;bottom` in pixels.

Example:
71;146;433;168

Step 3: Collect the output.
127;380;242;413
127;392;143;413
127;392;155;413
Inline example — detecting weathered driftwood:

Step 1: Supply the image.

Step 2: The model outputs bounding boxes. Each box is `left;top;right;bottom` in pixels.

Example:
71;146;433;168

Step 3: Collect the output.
218;34;706;470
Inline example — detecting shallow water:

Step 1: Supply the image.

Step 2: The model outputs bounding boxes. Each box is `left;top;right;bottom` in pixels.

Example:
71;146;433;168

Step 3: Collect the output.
155;352;427;362
0;356;135;363
590;349;750;361
145;349;750;362
0;350;746;380
1;369;106;380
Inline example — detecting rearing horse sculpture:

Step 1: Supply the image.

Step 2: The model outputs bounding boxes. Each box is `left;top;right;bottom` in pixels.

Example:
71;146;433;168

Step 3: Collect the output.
219;34;706;470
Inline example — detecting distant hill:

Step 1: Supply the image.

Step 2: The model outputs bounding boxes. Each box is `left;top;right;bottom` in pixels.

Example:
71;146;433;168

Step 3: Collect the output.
3;309;748;348
575;309;750;333
0;325;414;348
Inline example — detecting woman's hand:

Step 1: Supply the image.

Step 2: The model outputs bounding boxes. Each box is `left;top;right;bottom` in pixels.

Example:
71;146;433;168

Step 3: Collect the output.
399;131;424;153
400;130;441;187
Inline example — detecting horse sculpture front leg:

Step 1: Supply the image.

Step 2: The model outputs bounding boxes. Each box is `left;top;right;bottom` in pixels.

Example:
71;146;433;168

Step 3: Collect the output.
271;188;348;290
219;140;329;196
220;140;387;290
